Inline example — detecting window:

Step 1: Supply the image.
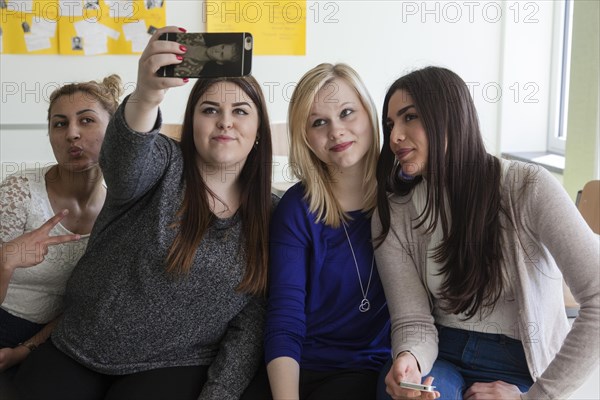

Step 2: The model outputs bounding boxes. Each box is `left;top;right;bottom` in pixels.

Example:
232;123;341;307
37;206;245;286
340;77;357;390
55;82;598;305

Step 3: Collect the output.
547;0;573;155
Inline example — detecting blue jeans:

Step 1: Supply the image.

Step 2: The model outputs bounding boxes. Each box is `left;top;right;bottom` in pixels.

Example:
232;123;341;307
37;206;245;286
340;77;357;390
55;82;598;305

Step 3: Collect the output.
377;326;533;400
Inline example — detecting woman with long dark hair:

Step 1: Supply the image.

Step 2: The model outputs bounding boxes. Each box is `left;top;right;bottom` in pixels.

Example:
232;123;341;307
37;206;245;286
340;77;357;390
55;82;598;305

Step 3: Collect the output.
374;66;598;400
14;26;273;400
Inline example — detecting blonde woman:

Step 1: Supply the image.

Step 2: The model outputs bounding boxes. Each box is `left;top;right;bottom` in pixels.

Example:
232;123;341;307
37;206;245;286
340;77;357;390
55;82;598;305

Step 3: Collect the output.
245;63;390;400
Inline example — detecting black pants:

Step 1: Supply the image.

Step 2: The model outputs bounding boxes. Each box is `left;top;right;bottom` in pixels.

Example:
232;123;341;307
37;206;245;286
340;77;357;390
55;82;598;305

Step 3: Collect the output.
242;363;379;400
0;371;20;400
14;341;208;400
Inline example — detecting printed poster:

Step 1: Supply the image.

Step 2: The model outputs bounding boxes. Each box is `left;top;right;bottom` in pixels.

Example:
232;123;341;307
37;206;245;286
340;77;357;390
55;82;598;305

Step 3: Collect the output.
0;0;60;54
0;0;166;55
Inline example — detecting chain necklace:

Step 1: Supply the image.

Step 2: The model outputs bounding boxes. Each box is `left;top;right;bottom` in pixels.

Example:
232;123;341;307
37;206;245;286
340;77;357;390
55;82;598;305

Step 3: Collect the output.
342;223;374;313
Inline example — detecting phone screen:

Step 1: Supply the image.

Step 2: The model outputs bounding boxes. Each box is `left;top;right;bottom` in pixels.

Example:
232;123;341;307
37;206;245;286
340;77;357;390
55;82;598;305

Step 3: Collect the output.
156;32;253;79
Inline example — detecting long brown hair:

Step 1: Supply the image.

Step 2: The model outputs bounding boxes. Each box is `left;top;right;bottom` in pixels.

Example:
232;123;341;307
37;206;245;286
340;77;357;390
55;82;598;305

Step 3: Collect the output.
166;76;272;296
375;66;505;318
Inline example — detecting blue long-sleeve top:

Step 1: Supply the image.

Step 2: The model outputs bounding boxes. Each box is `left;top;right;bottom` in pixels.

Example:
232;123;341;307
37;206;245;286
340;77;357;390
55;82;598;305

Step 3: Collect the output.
265;183;390;371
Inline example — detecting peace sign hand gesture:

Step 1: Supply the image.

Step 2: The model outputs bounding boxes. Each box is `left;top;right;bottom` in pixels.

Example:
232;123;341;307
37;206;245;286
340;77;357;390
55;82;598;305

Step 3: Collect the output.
1;209;81;271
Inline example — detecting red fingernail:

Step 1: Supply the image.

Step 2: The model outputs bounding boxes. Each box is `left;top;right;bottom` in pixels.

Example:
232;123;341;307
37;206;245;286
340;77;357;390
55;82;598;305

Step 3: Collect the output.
183;78;189;83
179;45;187;52
176;55;183;60
178;27;187;33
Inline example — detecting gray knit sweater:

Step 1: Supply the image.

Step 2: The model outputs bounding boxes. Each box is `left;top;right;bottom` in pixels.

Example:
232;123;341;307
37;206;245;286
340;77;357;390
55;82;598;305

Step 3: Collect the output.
52;99;268;400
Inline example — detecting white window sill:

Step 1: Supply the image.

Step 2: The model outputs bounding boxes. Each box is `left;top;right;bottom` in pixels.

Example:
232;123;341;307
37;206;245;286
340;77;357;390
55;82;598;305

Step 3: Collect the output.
502;152;565;175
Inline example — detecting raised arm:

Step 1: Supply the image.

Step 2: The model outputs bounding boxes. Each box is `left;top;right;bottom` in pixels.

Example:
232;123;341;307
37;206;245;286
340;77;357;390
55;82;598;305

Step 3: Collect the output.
125;26;188;132
99;26;188;203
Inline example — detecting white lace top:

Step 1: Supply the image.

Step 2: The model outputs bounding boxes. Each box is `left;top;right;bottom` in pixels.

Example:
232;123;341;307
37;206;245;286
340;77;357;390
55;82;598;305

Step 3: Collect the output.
0;165;89;323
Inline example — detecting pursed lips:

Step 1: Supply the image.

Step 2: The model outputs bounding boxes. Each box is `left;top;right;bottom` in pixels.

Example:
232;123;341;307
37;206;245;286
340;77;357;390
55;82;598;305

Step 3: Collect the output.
69;146;83;157
394;148;413;160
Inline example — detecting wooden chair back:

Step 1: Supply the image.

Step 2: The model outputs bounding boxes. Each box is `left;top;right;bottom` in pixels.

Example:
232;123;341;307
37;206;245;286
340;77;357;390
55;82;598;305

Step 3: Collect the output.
564;180;600;316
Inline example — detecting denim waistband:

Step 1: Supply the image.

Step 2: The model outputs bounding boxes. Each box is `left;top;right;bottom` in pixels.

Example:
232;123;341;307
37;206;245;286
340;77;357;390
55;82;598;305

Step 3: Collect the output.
436;324;522;344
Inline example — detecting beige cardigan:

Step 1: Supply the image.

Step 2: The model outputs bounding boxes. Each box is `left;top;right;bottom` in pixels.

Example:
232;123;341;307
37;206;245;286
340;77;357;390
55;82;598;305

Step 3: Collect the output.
373;159;599;399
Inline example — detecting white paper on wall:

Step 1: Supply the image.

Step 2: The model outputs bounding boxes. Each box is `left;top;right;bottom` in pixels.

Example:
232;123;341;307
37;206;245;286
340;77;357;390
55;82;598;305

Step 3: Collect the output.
99;23;120;40
31;18;57;37
25;34;51;51
122;20;147;40
130;34;150;52
82;34;107;55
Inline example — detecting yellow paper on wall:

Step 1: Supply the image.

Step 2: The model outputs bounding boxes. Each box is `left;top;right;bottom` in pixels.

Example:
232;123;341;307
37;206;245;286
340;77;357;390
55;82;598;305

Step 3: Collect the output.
57;4;106;55
0;0;165;55
206;0;306;56
57;0;166;55
0;0;60;54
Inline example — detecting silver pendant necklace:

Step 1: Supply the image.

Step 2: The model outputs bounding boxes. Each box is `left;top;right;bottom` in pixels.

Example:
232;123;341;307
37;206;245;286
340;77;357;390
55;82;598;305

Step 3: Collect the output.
342;223;374;313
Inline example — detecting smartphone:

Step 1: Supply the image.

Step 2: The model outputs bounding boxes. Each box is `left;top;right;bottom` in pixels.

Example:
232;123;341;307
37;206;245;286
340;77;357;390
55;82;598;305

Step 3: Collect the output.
399;381;436;392
156;32;252;79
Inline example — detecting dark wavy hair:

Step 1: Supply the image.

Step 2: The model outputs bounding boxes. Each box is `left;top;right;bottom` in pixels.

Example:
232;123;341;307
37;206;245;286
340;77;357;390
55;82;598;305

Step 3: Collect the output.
166;76;272;296
375;66;506;318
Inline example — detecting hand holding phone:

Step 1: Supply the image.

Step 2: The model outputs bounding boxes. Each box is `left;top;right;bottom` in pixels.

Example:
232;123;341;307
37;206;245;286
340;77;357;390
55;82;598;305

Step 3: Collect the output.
125;26;189;133
398;377;440;399
156;32;253;79
386;354;440;399
399;381;436;392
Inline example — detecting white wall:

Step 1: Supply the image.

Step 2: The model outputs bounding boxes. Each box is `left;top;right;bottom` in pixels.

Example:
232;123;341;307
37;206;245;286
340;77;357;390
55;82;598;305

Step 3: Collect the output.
1;0;560;173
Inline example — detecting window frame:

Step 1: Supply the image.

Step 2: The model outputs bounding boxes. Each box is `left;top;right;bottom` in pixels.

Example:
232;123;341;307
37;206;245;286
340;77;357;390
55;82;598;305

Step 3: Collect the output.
547;0;573;155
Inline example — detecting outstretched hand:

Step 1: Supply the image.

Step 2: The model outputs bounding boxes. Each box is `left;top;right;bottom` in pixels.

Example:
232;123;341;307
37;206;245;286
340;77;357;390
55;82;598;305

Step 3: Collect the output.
1;209;81;271
385;353;440;399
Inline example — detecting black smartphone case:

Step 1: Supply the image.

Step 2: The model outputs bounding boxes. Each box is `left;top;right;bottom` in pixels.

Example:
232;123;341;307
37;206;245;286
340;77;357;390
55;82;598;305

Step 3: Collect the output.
156;32;252;79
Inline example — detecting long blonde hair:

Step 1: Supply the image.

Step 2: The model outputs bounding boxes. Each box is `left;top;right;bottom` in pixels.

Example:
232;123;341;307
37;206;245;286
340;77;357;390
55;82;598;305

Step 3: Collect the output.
288;63;380;227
